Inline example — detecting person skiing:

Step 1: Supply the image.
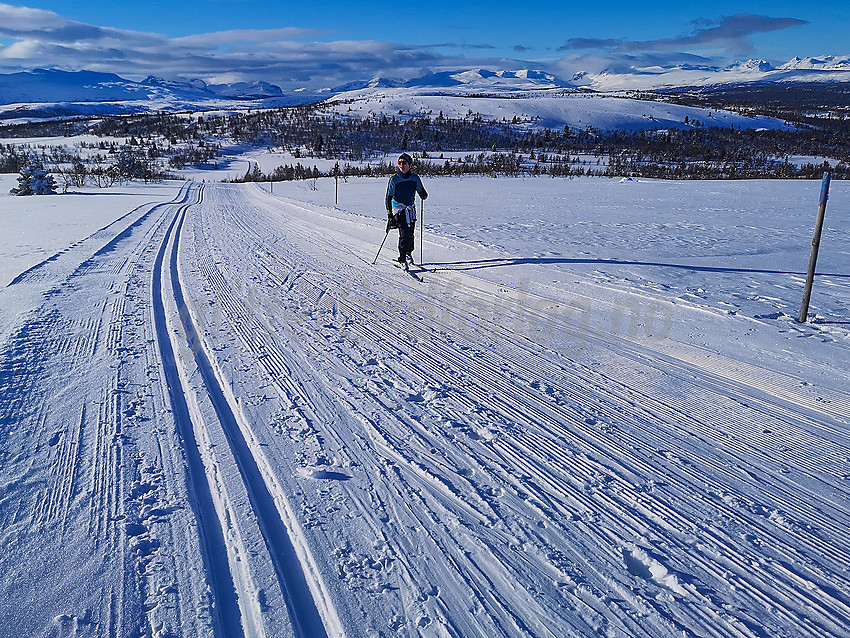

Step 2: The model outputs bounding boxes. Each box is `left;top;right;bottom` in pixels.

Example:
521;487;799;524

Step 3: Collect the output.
385;153;428;266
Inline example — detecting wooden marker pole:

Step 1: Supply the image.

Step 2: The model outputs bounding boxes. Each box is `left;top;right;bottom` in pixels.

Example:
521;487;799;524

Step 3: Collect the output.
799;172;831;323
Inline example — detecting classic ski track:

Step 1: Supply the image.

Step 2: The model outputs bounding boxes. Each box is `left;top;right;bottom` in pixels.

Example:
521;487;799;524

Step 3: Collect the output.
0;182;227;637
111;182;224;638
152;184;274;638
178;184;850;637
81;181;212;638
154;183;345;638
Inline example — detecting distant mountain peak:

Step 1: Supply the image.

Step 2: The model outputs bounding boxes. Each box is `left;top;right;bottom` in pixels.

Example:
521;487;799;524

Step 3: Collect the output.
206;80;283;98
0;68;289;113
777;55;850;70
729;59;774;73
331;77;406;92
400;68;569;91
140;76;213;96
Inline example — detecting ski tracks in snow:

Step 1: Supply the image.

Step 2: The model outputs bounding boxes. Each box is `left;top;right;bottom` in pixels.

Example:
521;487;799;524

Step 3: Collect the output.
0;183;220;637
168;183;850;638
2;180;850;638
152;183;341;637
0;181;344;638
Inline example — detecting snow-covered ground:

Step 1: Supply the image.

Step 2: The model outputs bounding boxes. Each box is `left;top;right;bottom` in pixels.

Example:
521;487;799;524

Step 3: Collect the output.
324;89;792;132
1;173;849;638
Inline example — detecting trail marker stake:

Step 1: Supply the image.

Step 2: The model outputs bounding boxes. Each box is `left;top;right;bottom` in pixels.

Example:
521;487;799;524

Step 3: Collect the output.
799;172;831;323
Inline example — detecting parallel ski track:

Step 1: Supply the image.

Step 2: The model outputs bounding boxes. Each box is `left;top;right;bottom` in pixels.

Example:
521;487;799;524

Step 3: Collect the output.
150;184;247;637
1;181;216;637
186;184;850;638
154;183;340;638
190;187;580;636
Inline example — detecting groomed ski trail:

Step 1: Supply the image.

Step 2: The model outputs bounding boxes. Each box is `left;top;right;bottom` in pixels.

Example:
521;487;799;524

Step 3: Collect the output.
171;182;850;638
153;182;344;638
2;178;849;638
0;183;220;637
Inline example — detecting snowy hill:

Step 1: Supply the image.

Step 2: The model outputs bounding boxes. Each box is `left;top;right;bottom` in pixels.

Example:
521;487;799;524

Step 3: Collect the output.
318;64;798;133
322;86;791;133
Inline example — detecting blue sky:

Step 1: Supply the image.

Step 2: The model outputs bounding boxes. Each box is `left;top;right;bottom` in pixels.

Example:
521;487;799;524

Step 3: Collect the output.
0;1;847;88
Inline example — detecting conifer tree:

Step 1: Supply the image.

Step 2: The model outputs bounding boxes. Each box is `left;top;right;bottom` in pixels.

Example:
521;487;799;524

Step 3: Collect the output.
10;156;57;196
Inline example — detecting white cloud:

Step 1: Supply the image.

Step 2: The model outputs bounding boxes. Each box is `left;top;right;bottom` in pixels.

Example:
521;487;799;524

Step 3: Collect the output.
0;4;809;91
0;3;165;47
173;27;326;49
558;14;807;57
0;2;455;88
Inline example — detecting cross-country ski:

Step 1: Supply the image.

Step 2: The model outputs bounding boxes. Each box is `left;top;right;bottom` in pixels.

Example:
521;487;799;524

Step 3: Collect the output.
394;255;424;281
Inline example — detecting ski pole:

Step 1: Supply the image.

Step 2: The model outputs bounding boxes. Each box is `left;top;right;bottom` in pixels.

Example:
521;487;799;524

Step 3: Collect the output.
372;229;390;265
419;198;423;266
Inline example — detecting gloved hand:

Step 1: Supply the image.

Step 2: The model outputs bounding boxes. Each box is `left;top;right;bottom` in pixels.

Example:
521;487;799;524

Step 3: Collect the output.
386;212;398;231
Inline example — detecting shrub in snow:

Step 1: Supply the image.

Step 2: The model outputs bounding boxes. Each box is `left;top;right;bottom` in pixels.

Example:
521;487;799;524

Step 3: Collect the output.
116;146;144;180
10;157;57;196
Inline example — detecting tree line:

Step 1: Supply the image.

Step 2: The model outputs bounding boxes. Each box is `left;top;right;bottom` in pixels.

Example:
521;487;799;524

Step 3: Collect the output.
2;96;849;185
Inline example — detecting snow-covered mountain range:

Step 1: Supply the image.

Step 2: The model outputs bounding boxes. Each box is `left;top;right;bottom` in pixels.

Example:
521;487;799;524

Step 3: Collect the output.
0;68;304;119
1;56;849;120
0;69;285;104
577;55;850;91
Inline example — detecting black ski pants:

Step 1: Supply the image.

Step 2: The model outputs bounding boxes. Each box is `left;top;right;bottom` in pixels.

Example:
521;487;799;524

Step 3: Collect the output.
398;219;415;258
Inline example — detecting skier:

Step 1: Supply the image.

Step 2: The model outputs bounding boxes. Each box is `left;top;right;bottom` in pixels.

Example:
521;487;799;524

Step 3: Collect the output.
385;153;428;266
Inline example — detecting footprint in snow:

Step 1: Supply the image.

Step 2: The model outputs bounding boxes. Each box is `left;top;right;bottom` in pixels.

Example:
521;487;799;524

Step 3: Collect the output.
298;467;352;481
407;386;447;403
623;545;689;596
